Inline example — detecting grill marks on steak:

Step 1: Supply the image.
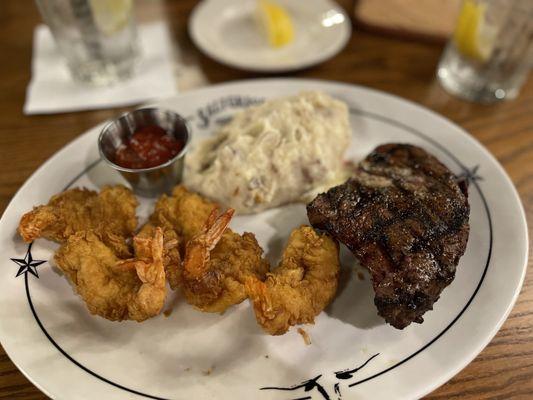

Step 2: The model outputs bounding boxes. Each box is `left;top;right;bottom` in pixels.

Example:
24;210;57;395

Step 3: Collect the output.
307;143;470;329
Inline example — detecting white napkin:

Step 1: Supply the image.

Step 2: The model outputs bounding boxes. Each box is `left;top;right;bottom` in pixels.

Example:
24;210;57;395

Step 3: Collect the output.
24;22;178;114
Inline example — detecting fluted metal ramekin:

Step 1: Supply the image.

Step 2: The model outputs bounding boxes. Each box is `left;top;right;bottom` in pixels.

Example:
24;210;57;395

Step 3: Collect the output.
98;108;190;197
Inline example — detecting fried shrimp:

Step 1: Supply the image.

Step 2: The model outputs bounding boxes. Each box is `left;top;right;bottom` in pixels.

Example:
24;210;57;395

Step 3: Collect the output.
181;208;269;313
149;185;218;247
138;185;217;290
18;185;137;257
246;226;340;335
54;228;167;322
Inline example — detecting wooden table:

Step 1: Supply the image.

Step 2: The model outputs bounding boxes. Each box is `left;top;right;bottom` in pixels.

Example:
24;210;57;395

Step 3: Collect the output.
0;1;531;398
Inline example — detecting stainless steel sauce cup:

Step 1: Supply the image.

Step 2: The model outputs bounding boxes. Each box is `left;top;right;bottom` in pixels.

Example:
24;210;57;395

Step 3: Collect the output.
98;108;190;197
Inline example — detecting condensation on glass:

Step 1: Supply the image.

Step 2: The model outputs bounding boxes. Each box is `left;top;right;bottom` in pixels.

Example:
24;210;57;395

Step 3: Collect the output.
438;0;533;103
35;0;139;85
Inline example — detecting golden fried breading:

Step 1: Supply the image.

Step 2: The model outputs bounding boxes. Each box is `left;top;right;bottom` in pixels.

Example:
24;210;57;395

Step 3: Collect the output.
181;208;269;313
149;185;218;246
246;226;340;335
54;228;166;322
18;185;137;257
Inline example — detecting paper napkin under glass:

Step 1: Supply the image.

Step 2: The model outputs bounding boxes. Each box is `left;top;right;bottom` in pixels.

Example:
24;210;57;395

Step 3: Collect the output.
24;22;178;115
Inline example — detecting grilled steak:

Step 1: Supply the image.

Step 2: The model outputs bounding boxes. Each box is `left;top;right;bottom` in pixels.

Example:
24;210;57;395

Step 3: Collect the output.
307;143;469;329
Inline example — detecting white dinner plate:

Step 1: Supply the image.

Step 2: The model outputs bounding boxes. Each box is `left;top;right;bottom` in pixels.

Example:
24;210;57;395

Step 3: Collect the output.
189;0;351;72
0;79;528;400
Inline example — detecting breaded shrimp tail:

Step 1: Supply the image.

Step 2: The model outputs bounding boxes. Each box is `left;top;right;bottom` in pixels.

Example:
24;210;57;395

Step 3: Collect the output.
246;226;340;335
55;227;167;322
181;208;269;313
183;207;232;279
18;185;137;258
136;223;181;290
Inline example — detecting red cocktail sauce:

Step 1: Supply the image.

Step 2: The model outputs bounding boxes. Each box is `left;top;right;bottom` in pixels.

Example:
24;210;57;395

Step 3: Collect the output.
114;125;184;169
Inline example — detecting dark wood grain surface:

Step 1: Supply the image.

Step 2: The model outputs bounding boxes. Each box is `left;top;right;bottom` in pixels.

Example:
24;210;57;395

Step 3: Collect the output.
0;0;531;399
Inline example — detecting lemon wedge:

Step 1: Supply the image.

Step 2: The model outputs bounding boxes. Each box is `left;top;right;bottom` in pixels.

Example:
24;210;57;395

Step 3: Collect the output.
453;0;496;62
256;0;295;48
90;0;133;36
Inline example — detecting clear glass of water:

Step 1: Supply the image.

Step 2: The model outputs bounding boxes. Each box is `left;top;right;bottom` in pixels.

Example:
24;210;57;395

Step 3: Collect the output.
35;0;139;85
438;0;533;103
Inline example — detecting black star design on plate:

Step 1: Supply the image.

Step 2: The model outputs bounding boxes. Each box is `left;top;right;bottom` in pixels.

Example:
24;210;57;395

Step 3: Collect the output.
457;165;483;184
10;242;46;278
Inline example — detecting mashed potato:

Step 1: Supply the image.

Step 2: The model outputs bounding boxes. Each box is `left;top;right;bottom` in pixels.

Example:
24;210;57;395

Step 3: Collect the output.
185;91;351;214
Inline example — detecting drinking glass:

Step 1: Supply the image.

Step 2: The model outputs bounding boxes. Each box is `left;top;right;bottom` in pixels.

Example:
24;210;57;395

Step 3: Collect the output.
437;0;533;102
35;0;140;85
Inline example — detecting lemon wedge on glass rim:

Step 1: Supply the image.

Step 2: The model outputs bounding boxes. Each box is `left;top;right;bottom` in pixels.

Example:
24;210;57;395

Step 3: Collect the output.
453;0;497;62
90;0;133;36
256;0;295;48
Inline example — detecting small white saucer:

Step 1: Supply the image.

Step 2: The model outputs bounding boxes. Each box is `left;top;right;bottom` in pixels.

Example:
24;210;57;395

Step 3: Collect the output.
189;0;352;72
